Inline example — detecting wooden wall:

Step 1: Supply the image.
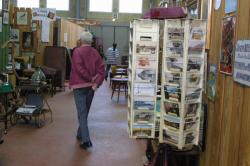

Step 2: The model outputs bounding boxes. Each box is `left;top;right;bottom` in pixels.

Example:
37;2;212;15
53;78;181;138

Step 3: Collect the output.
200;0;250;166
60;19;85;49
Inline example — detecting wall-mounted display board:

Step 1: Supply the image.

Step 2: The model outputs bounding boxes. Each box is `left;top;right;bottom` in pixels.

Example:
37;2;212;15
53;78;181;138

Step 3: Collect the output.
233;40;250;86
159;19;207;149
128;19;160;139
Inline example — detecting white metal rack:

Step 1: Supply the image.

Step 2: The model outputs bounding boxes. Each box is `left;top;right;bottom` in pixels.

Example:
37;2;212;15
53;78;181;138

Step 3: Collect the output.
159;19;207;149
128;19;160;139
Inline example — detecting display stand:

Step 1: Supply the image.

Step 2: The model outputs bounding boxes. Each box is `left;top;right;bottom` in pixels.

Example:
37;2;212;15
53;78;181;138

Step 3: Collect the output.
128;19;160;139
159;19;207;149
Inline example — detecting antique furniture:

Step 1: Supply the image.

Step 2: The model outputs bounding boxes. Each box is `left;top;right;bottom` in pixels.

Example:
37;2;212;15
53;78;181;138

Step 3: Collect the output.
15;80;53;128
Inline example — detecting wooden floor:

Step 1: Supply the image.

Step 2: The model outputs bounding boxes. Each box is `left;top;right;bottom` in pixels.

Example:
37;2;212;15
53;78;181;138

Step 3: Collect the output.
0;82;145;166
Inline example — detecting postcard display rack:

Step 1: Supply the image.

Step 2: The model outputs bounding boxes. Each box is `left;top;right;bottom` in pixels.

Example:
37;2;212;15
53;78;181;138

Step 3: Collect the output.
159;19;207;149
128;19;160;139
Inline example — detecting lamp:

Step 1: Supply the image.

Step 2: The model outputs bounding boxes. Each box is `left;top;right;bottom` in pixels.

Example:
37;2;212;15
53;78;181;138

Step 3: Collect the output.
112;12;118;22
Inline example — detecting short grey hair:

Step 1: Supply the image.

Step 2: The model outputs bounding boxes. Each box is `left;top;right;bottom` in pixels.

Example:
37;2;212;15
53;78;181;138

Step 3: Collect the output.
80;31;93;44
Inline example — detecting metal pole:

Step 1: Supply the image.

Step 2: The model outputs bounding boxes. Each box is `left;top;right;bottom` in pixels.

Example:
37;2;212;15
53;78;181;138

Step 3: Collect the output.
76;0;80;18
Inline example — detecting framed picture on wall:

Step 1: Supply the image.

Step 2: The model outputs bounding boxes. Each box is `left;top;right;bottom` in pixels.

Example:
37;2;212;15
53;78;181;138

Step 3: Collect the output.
3;11;8;24
187;0;201;19
22;32;34;51
10;28;20;42
17;12;28;25
219;16;236;75
3;0;9;11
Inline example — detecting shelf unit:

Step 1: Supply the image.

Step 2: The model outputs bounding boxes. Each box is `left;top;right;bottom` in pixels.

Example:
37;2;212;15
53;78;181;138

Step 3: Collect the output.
159;19;207;149
128;19;160;139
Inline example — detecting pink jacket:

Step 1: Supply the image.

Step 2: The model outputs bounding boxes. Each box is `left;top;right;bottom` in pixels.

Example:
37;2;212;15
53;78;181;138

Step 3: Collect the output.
69;45;105;89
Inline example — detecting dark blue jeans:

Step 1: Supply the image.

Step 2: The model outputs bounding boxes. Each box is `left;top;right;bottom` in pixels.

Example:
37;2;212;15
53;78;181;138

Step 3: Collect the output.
73;87;95;143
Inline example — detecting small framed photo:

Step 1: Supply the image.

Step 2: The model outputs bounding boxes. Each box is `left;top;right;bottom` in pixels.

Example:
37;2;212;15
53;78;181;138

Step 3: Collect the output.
3;0;9;11
3;11;8;24
17;11;28;25
22;32;34;51
10;28;20;42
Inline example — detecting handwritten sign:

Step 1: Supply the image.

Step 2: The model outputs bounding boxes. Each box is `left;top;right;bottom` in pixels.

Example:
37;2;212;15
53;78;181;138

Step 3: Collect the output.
233;40;250;86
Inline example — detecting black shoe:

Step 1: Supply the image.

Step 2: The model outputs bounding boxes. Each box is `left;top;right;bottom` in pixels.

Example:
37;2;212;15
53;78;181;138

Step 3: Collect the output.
76;135;81;141
80;141;93;150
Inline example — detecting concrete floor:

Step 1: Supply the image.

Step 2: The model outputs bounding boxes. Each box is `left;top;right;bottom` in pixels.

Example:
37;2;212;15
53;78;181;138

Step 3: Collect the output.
0;82;146;166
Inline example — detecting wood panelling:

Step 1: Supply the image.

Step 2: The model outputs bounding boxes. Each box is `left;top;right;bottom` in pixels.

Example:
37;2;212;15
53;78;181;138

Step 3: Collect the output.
201;0;250;166
60;19;85;49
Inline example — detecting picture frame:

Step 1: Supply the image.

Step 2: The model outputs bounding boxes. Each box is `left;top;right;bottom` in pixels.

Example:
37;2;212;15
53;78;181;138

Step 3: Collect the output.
220;16;236;75
3;0;9;11
3;11;8;24
22;32;34;51
135;69;156;83
17;11;28;25
10;28;20;42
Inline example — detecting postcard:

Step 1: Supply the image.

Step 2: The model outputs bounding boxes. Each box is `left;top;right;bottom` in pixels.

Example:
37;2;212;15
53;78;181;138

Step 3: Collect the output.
167;27;185;40
188;40;205;55
134;111;154;124
184;117;198;131
134;83;155;97
132;124;153;137
164;101;181;117
165;72;182;86
187;57;203;72
166;57;184;72
166;41;184;57
185;88;202;102
184;103;200;118
132;130;152;137
164;115;181;131
163;129;179;145
135;69;156;83
136;57;157;68
136;42;157;55
186;73;202;87
190;27;205;41
184;131;197;145
133;100;155;110
164;85;181;102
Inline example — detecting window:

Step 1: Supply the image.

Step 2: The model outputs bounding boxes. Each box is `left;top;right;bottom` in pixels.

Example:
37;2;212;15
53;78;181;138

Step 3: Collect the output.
89;0;112;12
17;0;39;8
47;0;69;11
119;0;142;13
